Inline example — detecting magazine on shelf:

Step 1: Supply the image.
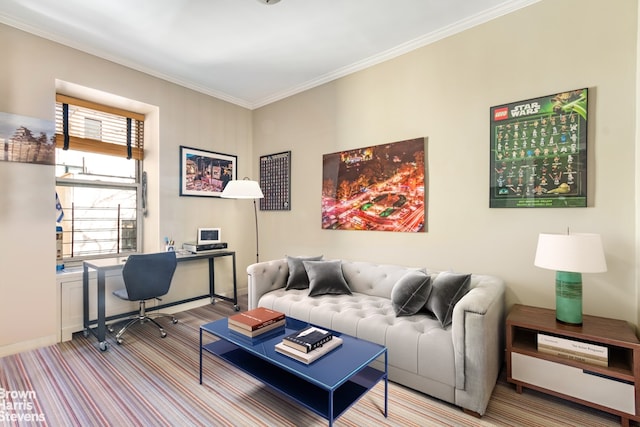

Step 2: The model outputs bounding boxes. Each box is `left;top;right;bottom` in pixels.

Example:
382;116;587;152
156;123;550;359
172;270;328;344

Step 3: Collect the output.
537;333;608;362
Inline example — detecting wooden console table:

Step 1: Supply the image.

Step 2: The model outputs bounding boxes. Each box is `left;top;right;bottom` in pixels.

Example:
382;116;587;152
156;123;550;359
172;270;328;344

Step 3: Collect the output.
506;304;640;426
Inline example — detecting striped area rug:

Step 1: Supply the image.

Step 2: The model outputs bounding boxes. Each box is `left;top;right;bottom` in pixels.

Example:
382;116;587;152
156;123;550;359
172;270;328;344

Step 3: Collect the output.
0;303;624;427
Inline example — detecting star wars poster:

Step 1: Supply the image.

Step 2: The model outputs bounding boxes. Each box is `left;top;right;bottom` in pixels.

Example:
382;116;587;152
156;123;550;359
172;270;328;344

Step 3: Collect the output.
490;89;588;208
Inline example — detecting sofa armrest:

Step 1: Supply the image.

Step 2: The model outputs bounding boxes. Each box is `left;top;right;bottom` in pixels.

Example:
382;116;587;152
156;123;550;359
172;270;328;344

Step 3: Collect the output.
451;275;505;415
246;259;288;309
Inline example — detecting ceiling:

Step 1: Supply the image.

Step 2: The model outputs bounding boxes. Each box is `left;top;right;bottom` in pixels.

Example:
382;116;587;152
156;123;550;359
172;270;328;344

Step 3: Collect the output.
0;0;538;109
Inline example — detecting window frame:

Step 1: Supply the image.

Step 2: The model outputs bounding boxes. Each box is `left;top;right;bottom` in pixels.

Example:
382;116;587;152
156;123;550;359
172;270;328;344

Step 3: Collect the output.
55;94;145;265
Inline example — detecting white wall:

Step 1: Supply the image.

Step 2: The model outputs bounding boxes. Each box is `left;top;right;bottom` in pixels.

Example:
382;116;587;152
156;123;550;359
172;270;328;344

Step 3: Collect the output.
0;27;58;353
636;1;640;331
253;0;639;324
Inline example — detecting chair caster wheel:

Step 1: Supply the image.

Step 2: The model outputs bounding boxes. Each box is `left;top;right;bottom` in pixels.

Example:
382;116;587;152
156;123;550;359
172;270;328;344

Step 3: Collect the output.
161;332;167;338
116;338;123;345
234;305;240;312
99;341;108;351
172;318;178;324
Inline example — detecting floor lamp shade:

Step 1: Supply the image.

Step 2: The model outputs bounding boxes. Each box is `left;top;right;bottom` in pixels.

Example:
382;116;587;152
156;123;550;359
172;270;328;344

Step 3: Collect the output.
220;179;264;263
220;179;264;199
534;233;607;324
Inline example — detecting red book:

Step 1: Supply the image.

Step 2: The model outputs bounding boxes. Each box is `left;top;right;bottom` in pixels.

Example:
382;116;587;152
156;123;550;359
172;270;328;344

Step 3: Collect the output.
228;307;285;331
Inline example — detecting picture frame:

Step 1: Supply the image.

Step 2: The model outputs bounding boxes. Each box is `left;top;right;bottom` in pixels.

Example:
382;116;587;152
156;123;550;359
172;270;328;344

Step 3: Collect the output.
179;146;237;197
259;150;291;211
0;111;55;165
489;88;588;208
321;137;426;232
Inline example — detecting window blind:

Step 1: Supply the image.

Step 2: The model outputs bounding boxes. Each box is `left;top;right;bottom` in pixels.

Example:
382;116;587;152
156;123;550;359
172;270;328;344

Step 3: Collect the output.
55;94;145;160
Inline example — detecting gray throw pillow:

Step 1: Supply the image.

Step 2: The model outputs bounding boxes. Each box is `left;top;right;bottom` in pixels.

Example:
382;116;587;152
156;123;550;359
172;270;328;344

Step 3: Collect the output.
303;260;352;297
285;255;323;290
391;271;432;316
425;271;471;327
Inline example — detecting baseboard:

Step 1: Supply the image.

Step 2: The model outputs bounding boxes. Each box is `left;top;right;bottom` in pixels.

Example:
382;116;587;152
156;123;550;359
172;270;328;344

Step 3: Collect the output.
0;335;58;358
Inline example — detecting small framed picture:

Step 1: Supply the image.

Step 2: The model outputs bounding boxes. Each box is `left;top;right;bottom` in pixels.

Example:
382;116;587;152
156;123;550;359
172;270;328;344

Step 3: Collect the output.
260;150;291;211
179;146;237;197
0;112;55;165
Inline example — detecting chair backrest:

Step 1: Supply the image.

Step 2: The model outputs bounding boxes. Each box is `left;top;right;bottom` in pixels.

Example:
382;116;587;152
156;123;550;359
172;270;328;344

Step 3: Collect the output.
122;252;178;301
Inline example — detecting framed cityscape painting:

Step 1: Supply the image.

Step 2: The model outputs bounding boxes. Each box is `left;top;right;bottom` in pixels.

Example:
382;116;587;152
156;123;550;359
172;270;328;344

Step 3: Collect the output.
490;88;588;208
321;137;425;232
179;146;237;197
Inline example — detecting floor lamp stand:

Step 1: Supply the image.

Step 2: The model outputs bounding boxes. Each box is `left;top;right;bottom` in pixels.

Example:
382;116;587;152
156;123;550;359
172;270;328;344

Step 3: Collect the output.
253;199;259;263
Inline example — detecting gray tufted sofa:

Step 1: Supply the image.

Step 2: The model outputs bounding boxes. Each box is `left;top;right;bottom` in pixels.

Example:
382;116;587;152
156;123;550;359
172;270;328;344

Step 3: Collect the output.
247;258;506;416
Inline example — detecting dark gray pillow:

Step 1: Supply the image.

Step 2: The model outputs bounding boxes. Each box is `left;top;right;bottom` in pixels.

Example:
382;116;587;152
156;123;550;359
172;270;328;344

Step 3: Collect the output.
303;260;352;297
285;255;323;290
391;271;432;316
425;272;471;327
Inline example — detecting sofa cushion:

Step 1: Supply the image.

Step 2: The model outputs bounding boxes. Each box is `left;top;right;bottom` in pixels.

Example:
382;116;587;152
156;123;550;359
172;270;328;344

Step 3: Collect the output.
341;261;426;299
425;272;471;327
391;270;432;316
303;260;352;297
285;255;323;290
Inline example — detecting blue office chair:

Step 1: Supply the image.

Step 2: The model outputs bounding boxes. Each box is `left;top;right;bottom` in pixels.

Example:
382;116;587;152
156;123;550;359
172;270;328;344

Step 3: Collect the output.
111;251;178;344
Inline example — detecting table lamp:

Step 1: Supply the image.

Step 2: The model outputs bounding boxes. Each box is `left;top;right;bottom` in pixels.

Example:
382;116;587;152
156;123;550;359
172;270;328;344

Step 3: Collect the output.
220;178;264;263
534;232;607;325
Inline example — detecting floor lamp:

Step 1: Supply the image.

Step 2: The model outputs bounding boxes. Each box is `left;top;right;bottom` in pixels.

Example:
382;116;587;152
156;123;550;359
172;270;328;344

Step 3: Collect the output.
220;178;264;263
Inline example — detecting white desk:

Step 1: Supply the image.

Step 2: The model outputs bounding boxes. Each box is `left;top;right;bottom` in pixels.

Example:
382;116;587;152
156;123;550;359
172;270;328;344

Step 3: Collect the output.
83;250;238;351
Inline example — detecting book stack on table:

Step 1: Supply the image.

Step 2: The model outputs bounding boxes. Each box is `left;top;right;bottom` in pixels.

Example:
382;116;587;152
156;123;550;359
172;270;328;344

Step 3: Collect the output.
537;333;609;367
228;307;285;338
275;325;343;364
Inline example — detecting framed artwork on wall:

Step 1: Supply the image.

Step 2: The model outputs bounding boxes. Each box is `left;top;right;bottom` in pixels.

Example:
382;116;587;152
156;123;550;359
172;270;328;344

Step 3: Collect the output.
489;88;588;208
321;137;425;232
0;112;55;165
179;145;237;197
259;150;291;211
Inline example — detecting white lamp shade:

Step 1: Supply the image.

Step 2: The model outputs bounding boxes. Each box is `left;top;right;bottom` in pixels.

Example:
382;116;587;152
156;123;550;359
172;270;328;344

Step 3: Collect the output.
534;233;607;273
220;179;264;199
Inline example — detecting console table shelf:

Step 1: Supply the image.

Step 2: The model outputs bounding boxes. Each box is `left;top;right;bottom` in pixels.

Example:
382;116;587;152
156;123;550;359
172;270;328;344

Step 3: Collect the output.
506;304;640;427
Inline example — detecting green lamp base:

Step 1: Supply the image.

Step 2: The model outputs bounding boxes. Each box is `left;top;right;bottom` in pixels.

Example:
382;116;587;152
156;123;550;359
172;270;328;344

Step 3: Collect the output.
555;271;583;325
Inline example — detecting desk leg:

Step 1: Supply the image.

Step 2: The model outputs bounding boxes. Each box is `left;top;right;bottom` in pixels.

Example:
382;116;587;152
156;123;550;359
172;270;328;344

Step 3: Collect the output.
83;264;89;337
199;328;203;384
208;258;215;304
96;270;108;351
207;253;239;311
231;253;239;311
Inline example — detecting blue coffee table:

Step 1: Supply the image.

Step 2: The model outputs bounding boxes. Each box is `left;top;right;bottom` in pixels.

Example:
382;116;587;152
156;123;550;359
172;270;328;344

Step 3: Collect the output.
200;317;388;426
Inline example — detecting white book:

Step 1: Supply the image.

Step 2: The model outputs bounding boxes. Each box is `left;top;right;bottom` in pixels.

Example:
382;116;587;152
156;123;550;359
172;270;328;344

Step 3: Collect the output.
538;346;608;367
537;333;608;361
275;337;343;364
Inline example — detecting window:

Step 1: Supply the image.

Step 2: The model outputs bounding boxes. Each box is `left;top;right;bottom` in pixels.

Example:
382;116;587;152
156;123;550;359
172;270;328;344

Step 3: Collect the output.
55;94;145;262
